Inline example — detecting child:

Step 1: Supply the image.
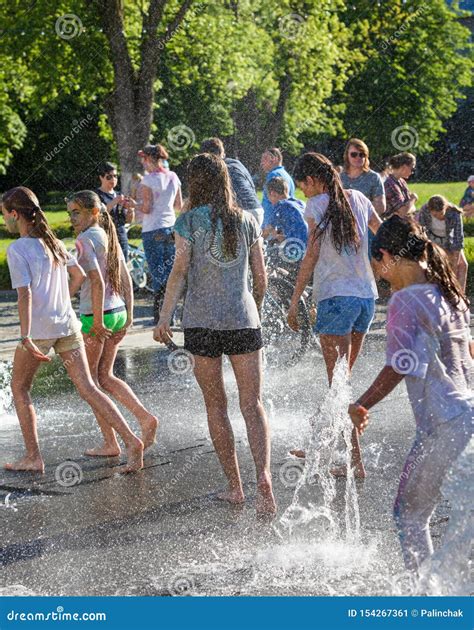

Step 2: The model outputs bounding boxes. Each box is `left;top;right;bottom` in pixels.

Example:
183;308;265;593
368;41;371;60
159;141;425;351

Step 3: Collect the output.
349;215;473;572
417;195;467;291
262;177;308;276
67;191;158;457
2;187;144;473
459;175;474;218
287;152;382;476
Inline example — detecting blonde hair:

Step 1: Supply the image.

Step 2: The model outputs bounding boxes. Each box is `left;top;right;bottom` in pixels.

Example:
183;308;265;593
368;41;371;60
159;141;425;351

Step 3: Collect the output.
343;138;370;173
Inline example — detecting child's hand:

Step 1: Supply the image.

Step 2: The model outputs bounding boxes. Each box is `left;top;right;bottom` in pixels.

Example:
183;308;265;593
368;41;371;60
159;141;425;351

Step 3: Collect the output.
21;339;51;362
287;303;300;332
90;322;112;341
154;319;173;345
348;403;369;434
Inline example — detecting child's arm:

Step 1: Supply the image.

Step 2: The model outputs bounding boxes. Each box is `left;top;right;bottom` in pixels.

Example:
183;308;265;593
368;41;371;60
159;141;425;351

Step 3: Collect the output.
16;286;51;362
287;229;320;331
68;263;86;297
119;258;134;329
88;270;111;340
349;366;404;433
140;186;153;215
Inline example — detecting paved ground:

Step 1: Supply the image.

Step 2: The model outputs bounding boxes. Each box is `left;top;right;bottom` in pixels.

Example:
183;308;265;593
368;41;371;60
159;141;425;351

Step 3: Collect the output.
0;291;472;597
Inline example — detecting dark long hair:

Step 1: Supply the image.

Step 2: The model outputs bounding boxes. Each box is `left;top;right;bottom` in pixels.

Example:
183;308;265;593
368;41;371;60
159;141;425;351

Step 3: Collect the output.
2;187;68;265
371;215;469;310
188;153;243;258
293;152;360;254
67;190;122;295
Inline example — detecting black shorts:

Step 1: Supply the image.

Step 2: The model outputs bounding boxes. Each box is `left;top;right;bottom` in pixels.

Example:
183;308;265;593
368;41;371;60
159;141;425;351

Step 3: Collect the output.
184;328;263;358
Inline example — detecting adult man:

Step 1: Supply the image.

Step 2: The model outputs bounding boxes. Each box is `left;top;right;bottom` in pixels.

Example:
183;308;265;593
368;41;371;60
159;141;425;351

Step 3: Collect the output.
200;138;263;225
260;148;296;228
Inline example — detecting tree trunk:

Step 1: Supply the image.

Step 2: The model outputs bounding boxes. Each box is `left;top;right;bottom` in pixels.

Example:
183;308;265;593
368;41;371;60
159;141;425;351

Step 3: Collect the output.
98;0;193;193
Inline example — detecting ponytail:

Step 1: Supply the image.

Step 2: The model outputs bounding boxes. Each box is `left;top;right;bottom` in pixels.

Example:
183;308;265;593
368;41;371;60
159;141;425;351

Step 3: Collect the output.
425;241;468;310
2;187;68;265
293;152;360;254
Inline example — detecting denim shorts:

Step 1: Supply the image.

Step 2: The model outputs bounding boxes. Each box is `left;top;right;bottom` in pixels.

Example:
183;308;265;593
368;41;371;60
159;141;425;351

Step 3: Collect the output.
314;296;375;336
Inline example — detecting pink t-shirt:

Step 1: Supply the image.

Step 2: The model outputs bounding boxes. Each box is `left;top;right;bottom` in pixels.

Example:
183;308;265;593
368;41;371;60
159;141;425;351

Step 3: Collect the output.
141;170;181;233
386;284;473;430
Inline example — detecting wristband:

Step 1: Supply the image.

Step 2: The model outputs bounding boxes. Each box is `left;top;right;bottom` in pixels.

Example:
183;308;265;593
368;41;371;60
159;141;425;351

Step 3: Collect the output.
20;335;31;344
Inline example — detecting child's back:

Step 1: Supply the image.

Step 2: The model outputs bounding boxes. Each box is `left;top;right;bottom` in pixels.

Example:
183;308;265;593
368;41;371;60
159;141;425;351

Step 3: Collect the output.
386;283;473;429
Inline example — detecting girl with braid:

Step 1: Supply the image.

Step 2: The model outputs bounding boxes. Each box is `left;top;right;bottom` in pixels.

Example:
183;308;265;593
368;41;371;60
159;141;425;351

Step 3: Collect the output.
287;153;382;476
67;191;157;460
350;216;473;572
2;187;144;473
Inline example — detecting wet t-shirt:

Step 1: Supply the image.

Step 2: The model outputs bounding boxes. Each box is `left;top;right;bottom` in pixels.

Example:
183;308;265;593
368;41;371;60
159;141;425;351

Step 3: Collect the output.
386;284;473;431
75;225;125;315
174;205;261;330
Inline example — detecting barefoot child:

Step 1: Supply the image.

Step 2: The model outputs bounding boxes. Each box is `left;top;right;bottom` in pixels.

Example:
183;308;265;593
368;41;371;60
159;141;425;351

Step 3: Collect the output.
67;191;158;456
349;215;473;572
2;187;144;473
287;153;382;476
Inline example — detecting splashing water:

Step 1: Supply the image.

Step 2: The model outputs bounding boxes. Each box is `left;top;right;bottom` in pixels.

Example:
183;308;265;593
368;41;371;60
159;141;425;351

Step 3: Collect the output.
0;361;15;425
278;357;360;543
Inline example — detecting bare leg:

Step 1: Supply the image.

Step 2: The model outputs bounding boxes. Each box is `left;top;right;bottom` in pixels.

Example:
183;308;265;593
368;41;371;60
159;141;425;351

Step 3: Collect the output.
82;333;121;456
60;346;143;472
229;350;276;516
4;347;44;472
457;251;468;293
193;355;244;504
98;333;158;449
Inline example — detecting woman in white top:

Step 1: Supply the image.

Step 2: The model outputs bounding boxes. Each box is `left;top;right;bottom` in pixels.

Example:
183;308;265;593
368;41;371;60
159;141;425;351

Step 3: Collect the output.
287;153;382;477
138;144;183;324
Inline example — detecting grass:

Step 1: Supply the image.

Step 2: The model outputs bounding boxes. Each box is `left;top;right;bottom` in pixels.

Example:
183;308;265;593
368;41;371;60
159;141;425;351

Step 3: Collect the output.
0;182;472;293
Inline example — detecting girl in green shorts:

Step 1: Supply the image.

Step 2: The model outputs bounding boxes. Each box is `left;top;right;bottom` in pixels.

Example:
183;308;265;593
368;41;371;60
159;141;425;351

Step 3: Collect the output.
67;190;158;457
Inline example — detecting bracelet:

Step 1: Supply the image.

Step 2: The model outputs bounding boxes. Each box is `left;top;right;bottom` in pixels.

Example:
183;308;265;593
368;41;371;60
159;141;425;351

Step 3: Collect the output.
20;336;31;344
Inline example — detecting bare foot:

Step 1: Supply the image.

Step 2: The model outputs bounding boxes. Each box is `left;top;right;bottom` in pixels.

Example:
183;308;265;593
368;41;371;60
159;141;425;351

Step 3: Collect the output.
290;449;306;459
139;414;159;450
4;456;45;473
330;464;366;479
216;488;245;504
123;438;144;473
256;473;277;517
84;445;121;457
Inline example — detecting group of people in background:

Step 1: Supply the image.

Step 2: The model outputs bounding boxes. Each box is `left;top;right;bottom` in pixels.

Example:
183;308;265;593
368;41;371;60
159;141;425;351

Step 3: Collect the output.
1;134;472;569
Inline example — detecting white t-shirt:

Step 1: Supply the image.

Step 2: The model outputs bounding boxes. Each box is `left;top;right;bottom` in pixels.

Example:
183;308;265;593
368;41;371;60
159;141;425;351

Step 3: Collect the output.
304;190;378;302
141;170;181;233
7;237;80;340
430;215;446;238
75;226;125;315
386;284;473;431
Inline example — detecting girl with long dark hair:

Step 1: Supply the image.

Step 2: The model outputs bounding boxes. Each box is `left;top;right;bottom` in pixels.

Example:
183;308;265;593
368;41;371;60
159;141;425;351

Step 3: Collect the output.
350;216;472;571
287;153;382;476
154;153;276;516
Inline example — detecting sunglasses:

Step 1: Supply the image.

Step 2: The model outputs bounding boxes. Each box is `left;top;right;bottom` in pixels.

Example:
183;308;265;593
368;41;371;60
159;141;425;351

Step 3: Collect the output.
105;173;118;180
350;151;366;159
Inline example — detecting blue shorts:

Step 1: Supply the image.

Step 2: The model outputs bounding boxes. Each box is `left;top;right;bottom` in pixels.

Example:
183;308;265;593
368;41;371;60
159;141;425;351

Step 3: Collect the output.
314;296;375;336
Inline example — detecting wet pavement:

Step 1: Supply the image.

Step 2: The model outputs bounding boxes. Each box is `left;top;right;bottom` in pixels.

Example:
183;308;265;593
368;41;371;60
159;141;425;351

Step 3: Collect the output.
0;293;472;597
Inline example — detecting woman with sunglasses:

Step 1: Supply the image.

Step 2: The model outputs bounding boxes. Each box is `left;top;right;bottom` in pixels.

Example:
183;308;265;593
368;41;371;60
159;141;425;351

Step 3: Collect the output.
383;153;418;219
340;139;386;217
96;162;134;261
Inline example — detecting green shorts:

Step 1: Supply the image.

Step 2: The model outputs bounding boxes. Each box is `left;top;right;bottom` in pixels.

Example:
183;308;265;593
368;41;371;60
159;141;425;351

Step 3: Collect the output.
80;307;127;335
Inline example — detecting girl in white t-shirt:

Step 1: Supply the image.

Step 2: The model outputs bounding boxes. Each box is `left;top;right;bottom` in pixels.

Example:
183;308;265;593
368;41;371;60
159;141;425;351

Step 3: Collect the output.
67;191;158;458
2;186;144;473
350;215;473;572
287;152;382;477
